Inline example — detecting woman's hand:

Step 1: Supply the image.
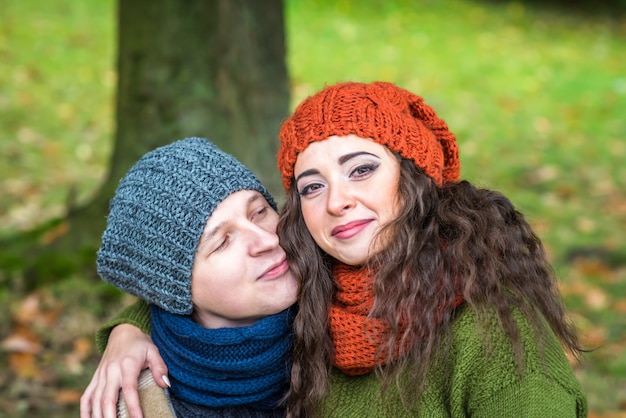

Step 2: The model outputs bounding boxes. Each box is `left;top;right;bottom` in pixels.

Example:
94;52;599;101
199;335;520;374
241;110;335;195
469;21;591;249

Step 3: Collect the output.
80;324;169;418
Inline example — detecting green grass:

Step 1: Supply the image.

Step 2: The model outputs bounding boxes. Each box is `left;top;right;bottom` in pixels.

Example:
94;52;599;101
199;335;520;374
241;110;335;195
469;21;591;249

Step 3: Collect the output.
0;1;114;233
1;0;625;415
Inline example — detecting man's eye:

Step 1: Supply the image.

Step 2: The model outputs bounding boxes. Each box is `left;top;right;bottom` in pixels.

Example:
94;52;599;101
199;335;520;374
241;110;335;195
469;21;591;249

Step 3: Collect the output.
253;206;268;218
211;237;229;254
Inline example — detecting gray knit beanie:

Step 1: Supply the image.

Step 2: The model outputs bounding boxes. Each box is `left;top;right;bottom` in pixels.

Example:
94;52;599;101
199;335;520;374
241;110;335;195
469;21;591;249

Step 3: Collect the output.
97;137;277;315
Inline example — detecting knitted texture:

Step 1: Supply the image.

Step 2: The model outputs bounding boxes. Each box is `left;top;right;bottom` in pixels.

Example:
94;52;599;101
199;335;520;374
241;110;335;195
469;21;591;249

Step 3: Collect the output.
97;137;276;315
150;305;294;410
168;397;285;418
117;369;176;418
103;301;587;416
277;81;460;190
323;306;588;417
95;299;153;354
330;263;463;376
330;263;396;376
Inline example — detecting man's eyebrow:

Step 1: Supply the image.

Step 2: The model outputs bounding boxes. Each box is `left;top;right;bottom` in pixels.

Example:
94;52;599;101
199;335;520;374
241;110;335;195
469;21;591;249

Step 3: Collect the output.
295;151;380;183
247;192;263;206
199;221;226;250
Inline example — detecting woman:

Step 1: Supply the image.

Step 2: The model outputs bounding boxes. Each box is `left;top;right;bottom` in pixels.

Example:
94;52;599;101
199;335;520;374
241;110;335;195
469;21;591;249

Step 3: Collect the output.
83;83;587;417
277;81;586;417
81;137;298;417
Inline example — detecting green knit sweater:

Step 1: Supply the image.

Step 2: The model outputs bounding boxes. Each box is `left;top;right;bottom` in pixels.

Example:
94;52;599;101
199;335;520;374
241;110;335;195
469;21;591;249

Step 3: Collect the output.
97;300;587;417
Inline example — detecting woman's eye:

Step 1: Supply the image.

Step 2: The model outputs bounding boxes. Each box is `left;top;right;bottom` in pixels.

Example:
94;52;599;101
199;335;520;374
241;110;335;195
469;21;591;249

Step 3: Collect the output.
351;163;378;178
299;183;323;196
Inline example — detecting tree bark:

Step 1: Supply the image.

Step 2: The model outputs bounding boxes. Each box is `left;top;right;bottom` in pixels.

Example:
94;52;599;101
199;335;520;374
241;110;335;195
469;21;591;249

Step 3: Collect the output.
23;0;289;284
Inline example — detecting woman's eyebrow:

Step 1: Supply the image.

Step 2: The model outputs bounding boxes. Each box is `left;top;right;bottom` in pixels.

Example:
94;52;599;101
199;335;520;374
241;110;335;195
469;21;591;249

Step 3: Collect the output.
338;151;379;164
295;151;380;183
295;168;319;184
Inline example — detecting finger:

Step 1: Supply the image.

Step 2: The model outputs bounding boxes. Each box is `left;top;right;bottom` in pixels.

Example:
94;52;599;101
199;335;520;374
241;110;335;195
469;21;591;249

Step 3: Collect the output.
80;373;98;418
119;380;142;418
101;388;119;418
117;359;143;418
91;365;112;418
100;369;124;418
146;347;169;389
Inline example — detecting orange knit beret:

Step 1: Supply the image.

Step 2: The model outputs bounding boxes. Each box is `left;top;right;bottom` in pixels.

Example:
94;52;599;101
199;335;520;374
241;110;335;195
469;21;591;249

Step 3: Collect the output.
277;81;460;191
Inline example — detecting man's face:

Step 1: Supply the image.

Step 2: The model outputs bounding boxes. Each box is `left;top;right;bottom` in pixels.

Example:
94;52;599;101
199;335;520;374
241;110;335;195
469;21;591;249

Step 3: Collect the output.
191;190;298;328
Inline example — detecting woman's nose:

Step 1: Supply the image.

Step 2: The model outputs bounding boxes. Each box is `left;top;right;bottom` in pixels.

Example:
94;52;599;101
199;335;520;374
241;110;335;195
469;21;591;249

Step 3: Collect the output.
326;182;355;215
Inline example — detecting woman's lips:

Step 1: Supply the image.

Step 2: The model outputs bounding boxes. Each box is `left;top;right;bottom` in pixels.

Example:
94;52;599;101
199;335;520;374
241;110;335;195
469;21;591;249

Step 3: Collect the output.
331;219;373;240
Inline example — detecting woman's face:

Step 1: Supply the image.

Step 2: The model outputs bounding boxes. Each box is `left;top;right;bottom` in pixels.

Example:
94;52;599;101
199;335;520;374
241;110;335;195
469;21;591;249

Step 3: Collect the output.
294;135;401;266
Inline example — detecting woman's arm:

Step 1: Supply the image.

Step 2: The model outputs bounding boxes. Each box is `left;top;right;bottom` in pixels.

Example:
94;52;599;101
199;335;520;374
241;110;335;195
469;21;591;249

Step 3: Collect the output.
81;299;169;418
95;298;153;353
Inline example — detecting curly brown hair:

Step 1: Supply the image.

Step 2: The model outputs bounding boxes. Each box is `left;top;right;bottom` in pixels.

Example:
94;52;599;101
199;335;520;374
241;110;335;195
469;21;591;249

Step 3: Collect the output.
278;156;583;418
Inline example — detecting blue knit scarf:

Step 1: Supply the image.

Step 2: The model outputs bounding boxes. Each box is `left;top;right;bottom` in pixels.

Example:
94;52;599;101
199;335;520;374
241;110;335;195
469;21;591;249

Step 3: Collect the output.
150;305;294;411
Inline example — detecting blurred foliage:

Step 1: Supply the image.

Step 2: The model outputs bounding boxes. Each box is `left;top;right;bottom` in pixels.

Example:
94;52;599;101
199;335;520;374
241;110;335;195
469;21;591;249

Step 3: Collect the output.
501;0;626;16
0;0;625;416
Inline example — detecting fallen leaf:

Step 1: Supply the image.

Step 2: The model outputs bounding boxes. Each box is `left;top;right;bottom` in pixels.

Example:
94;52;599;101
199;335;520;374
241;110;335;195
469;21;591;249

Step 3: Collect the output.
585;287;610;310
1;333;42;354
73;337;93;358
559;277;587;297
39;221;69;245
37;303;64;328
65;337;93;374
582;326;608;348
54;389;82;405
575;259;613;278
8;352;39;379
1;324;42;354
14;292;63;327
613;299;626;314
14;293;42;325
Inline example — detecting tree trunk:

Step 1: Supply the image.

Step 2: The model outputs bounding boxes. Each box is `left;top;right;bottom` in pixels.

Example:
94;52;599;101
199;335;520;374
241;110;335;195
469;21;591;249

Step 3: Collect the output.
23;0;289;285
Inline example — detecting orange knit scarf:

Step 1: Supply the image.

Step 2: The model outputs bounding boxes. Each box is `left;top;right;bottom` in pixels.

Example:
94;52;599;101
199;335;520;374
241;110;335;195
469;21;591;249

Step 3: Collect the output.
329;263;464;376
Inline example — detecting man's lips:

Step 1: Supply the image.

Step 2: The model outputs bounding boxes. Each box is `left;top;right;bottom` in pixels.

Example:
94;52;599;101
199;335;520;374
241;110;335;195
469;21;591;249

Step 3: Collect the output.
331;219;373;239
258;259;289;280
